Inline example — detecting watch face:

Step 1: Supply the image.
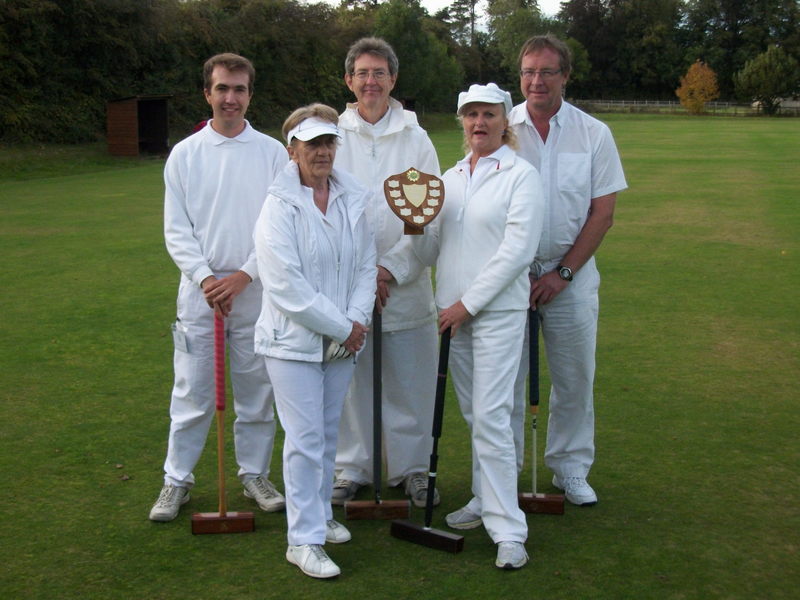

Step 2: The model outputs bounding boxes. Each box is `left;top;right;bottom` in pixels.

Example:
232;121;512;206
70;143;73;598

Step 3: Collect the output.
559;266;573;281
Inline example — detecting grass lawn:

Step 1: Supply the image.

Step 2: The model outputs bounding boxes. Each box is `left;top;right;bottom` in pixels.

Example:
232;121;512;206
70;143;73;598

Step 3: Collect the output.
1;114;798;599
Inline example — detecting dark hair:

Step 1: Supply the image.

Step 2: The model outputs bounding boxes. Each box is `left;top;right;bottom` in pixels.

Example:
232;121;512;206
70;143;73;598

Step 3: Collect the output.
203;53;255;93
518;34;572;76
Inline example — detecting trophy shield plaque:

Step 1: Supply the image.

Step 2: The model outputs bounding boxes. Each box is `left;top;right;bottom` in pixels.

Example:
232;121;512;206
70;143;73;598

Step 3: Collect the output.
383;167;444;235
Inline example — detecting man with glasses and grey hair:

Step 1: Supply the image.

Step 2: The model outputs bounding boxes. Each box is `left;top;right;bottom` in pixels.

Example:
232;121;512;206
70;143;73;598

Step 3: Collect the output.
509;34;627;507
332;37;442;508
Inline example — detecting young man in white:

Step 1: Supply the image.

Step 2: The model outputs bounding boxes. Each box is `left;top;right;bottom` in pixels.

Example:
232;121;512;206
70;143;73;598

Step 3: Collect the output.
150;53;287;522
509;35;627;506
332;38;442;507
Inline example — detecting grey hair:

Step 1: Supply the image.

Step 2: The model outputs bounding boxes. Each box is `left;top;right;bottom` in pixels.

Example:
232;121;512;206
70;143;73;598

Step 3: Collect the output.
344;37;399;76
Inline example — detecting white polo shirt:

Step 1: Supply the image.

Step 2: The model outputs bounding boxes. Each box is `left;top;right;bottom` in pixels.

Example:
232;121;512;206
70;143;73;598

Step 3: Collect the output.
164;120;288;285
509;101;627;268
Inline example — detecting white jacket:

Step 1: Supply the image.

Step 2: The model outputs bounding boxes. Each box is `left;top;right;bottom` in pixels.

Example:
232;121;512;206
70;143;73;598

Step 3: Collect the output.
253;161;377;362
382;145;543;314
335;98;439;331
164;121;287;285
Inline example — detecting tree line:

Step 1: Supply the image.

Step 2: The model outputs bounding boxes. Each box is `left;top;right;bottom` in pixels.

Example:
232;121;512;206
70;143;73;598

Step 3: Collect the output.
1;0;799;144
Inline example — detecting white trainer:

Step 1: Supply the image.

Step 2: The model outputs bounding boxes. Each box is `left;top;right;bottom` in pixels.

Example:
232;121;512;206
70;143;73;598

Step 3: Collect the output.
286;544;341;579
325;519;352;544
445;505;482;530
553;475;598;506
495;541;529;569
149;485;190;522
243;476;286;512
331;479;360;505
403;472;440;508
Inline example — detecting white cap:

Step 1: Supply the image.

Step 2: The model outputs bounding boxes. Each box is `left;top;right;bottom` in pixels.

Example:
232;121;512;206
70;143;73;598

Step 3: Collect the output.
286;117;342;144
457;83;513;116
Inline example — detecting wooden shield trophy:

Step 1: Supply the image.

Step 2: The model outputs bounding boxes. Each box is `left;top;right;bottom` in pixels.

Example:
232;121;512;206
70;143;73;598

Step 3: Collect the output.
384;167;444;234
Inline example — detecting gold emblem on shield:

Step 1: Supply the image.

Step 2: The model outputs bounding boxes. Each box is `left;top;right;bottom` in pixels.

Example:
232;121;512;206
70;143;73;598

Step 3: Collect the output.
383;167;444;235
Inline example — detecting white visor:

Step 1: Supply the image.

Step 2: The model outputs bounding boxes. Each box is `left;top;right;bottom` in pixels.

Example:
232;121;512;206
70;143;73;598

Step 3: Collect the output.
287;117;342;144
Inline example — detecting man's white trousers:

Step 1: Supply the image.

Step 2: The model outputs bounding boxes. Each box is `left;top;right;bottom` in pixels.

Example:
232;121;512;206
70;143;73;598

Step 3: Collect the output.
450;310;528;544
266;357;354;546
515;258;600;480
163;277;276;488
335;322;438;487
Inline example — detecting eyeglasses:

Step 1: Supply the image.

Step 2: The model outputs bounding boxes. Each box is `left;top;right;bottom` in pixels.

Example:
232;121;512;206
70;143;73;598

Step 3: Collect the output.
352;69;390;81
520;69;562;80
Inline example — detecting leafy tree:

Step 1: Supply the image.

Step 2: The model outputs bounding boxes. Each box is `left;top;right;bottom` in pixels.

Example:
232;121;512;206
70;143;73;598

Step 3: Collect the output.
682;0;800;98
373;0;463;111
734;45;800;115
606;0;685;99
560;0;615;96
438;0;483;46
486;0;548;73
675;59;719;113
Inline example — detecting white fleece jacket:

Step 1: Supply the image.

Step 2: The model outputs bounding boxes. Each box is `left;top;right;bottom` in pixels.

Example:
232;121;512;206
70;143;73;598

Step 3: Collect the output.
253;161;377;362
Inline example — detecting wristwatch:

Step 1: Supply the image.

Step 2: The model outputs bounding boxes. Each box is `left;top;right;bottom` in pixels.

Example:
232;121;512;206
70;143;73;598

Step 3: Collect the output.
557;264;573;281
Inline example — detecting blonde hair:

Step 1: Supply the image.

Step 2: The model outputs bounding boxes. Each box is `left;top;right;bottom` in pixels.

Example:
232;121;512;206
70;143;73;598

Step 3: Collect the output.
281;103;340;144
457;106;518;154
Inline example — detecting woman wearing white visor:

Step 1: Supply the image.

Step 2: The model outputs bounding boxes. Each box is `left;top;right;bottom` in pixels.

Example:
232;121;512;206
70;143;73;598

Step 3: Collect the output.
253;104;376;579
382;83;544;569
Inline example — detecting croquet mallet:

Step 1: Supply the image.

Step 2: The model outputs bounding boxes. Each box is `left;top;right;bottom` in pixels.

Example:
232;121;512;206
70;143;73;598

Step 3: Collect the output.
191;312;256;534
390;327;464;552
345;309;411;519
518;308;565;514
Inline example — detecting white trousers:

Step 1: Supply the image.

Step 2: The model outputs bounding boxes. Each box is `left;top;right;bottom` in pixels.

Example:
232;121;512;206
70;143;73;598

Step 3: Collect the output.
266;357;355;546
335;322;438;486
450;310;528;544
515;258;600;479
163;276;276;488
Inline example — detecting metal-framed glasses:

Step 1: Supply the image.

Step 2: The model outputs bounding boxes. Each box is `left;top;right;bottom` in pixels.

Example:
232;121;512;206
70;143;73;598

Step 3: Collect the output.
352;69;390;81
520;69;562;80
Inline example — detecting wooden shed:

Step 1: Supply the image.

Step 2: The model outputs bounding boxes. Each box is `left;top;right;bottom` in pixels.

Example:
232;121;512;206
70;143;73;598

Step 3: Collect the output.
107;95;172;156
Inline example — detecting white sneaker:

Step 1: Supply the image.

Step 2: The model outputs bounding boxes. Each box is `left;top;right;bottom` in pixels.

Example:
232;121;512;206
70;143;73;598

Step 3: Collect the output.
445;505;482;530
149;485;190;522
243;476;286;512
286;544;341;579
331;479;360;505
495;541;529;569
325;519;352;544
403;472;440;508
552;475;598;506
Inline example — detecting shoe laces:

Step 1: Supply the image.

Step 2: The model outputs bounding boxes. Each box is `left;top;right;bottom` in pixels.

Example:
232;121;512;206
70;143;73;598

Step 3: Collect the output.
154;486;181;507
562;477;590;491
406;472;428;494
251;477;278;498
308;544;329;562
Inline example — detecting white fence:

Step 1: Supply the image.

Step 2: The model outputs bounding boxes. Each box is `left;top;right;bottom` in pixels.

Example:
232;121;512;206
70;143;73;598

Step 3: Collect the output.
572;99;800;117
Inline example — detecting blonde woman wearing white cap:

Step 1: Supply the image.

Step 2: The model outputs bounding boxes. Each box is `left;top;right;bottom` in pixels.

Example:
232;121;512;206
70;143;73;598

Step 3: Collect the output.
253;103;377;579
382;83;544;569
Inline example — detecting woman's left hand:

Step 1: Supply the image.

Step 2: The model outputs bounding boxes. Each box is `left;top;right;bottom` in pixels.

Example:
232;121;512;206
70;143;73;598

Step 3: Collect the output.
438;301;471;337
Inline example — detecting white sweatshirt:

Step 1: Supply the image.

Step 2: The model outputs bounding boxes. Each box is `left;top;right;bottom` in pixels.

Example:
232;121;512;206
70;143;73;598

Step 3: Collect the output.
335;98;440;331
164;120;288;285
